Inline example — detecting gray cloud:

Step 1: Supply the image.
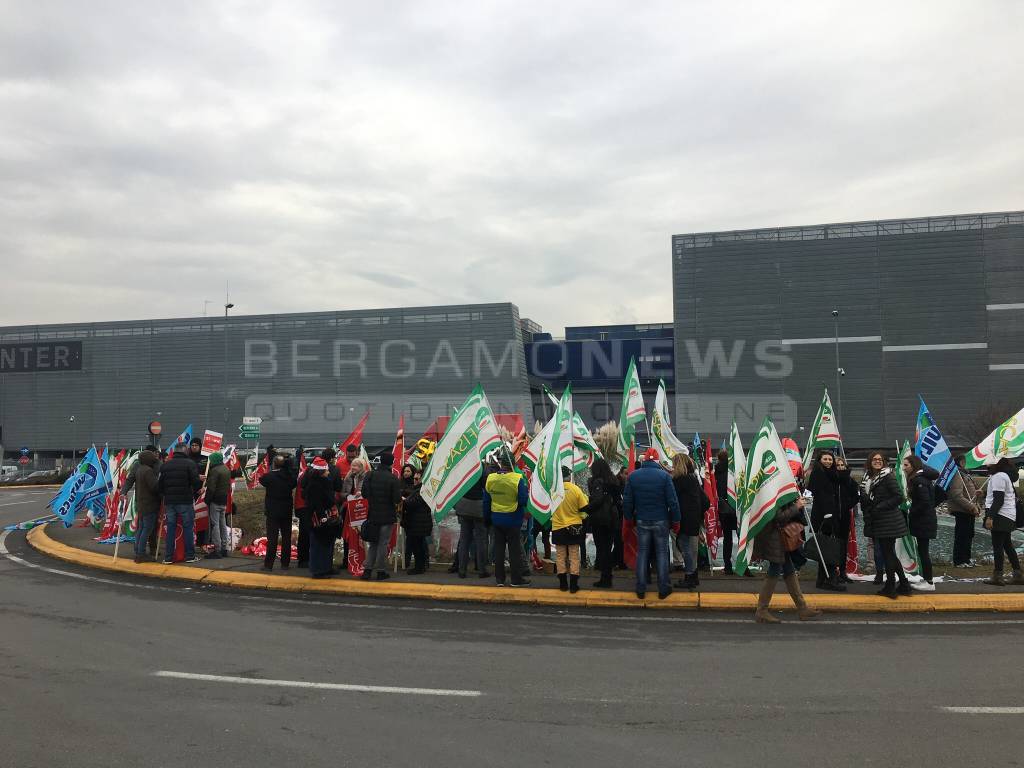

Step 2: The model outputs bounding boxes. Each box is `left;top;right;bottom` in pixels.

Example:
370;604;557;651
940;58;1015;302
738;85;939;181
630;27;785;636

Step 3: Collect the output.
0;0;1021;334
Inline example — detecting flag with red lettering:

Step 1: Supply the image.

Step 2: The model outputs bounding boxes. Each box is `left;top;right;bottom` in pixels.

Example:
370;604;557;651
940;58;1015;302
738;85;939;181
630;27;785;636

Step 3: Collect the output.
846;521;859;575
701;439;722;560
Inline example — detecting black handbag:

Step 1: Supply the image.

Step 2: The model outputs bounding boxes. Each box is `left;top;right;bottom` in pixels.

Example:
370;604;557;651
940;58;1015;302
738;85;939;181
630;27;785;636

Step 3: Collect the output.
803;523;843;566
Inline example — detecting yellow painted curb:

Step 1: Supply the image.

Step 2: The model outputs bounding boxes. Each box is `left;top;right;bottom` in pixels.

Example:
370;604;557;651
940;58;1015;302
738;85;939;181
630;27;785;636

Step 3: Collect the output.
24;524;1024;612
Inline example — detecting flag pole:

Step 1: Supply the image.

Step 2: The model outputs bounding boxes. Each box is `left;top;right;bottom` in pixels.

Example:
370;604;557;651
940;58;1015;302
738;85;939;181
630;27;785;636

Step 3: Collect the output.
112;495;126;561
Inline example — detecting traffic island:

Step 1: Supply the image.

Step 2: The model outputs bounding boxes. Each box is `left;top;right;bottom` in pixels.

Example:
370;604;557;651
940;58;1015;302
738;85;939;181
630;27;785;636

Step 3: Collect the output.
26;522;1024;612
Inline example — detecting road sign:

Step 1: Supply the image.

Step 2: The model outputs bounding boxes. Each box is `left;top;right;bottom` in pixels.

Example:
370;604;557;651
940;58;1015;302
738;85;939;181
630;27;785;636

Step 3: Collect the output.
18;456;30;465
148;421;162;436
239;425;261;440
19;447;29;456
242;416;263;426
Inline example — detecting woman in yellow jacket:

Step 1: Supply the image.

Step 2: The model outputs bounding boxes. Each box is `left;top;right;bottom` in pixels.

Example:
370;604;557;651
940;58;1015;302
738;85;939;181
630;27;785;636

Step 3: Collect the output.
552;465;589;594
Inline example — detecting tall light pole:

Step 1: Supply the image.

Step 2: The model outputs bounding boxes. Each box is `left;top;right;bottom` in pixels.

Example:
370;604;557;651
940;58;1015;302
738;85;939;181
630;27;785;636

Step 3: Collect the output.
69;415;76;468
224;283;234;435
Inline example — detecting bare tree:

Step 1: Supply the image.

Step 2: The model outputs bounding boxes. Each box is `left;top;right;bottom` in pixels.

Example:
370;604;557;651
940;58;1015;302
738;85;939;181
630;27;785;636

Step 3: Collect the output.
948;401;1018;448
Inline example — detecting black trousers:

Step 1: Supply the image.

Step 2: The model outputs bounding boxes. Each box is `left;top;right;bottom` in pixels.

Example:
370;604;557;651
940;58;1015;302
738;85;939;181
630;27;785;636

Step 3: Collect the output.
592;524;614;581
406;535;428;572
952;513;975;565
493;524;526;584
265;515;292;568
877;537;907;586
295;509;311;566
992;529;1021;573
915;535;934;583
612;520;626;567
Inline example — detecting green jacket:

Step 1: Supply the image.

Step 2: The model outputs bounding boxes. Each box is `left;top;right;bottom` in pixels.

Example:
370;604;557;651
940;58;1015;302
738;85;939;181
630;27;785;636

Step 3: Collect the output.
205;463;232;505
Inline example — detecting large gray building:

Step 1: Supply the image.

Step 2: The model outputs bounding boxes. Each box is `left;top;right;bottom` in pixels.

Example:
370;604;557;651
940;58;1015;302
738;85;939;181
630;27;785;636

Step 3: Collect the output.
672;210;1024;450
0;303;531;456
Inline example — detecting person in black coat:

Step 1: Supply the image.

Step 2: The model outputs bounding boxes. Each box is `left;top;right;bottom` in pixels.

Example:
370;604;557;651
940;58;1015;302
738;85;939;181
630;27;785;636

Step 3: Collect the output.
805;451;845;592
714;451;741;575
860;451;911;599
157;444;202;563
400;481;433;575
834;455;859;583
671;453;704;589
303;458;339;578
903;454;937;590
587;458;620;588
259;454;297;571
360;453;403;581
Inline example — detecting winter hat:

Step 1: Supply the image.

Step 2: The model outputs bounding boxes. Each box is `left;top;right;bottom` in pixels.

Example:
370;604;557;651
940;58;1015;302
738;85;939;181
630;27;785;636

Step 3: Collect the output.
643;447;660;462
311;457;329;472
208;451;223;466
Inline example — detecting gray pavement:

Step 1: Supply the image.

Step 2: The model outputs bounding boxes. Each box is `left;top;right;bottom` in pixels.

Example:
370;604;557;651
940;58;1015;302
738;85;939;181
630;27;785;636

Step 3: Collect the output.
2;487;1024;768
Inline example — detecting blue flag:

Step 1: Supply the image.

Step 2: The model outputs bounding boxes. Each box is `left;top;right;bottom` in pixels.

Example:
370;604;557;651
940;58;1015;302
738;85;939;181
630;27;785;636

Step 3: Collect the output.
914;397;956;491
49;447;103;527
168;424;193;456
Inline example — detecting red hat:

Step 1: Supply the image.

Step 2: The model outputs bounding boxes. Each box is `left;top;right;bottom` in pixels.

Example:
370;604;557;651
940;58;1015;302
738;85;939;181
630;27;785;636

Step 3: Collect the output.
311;457;329;472
643;447;660;462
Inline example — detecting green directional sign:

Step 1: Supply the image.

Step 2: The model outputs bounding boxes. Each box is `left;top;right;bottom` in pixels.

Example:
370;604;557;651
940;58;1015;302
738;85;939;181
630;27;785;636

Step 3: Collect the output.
239;425;261;439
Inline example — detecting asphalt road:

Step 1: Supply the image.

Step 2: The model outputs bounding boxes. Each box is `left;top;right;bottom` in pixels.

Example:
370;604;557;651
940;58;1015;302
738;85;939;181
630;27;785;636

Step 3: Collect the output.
2;486;1024;768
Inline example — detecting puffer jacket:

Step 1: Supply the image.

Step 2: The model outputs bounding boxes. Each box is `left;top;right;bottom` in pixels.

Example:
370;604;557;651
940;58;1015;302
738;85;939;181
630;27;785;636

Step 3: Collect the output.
133;451;161;516
806;466;841;531
752;501;803;565
157;452;201;505
205;461;232;506
623;461;681;524
907;471;937;539
260;468;297;519
401;487;433;537
946;471;981;517
362;469;402;525
860;470;907;539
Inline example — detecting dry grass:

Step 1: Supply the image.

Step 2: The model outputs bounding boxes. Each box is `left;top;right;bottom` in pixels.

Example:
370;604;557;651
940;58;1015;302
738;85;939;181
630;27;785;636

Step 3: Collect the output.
230;487;266;545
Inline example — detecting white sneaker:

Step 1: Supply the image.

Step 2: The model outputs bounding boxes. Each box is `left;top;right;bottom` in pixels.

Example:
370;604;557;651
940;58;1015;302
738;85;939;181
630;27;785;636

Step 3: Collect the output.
912;581;936;592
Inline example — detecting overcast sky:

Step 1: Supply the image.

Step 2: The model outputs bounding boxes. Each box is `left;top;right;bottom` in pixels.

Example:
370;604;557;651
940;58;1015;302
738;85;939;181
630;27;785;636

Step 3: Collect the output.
1;0;1021;333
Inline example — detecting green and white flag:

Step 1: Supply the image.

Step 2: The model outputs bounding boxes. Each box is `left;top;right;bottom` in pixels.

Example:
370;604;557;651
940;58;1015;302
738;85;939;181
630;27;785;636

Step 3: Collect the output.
893;440;921;576
964;406;1024;469
420;384;503;523
650;379;688;466
539;386;602;472
615;357;646;460
802;388;843;474
527;385;573;525
727;422;746;512
734;416;801;576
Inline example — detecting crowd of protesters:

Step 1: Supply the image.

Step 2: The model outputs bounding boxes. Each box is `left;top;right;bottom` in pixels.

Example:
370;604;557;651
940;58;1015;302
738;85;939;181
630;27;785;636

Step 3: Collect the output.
126;437;1021;621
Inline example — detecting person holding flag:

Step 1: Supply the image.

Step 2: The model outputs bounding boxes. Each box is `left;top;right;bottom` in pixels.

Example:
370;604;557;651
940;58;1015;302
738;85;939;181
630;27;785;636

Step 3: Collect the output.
946;454;982;567
860;451;911;599
157;440;202;563
483;453;531;588
131;449;161;563
982;458;1023;586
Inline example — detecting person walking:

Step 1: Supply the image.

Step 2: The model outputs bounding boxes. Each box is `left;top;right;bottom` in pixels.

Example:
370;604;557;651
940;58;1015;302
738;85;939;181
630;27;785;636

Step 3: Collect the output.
360;453;402;581
551;466;589;594
131;449;161;563
204;450;231;559
157;441;202;563
982;458;1023;586
714;450;741;575
304;458;339;579
806;450;845;592
260;454;297;570
455;476;491;579
752;497;822;623
947;455;981;567
400;477;433;575
483;454;531;587
834;455;859;583
860;451;911;599
903;454;937;591
623;448;680;600
586;458;619;588
670;453;702;590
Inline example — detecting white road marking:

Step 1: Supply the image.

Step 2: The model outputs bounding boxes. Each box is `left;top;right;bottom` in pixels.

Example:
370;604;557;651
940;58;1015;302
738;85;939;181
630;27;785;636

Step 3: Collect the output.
6;523;1024;627
153;670;482;697
940;707;1024;714
0;499;44;507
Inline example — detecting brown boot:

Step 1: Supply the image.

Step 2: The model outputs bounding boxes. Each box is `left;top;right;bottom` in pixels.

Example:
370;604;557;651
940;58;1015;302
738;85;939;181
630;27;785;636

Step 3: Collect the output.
986;570;1007;586
1012;570;1024;585
784;573;822;620
754;577;781;623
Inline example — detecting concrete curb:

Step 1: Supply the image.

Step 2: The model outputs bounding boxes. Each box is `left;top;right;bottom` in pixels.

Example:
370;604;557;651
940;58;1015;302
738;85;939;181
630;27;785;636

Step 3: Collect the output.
26;524;1024;612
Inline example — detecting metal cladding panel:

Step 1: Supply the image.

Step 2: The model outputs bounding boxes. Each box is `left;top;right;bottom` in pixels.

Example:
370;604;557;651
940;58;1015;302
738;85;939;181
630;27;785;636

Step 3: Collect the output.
0;303;530;452
673;214;1024;449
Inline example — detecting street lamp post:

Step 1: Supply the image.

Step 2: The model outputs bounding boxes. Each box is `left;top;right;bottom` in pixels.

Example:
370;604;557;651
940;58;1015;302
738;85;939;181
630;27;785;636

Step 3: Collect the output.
832;309;844;441
69;415;76;468
224;286;235;435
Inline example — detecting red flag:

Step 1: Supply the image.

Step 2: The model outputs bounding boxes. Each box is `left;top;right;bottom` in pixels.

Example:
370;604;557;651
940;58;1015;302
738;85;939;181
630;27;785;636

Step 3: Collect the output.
701;440;722;559
391;416;405;478
846;519;859;575
246;453;269;490
622;438;639;568
335;410;370;470
293;451;308;509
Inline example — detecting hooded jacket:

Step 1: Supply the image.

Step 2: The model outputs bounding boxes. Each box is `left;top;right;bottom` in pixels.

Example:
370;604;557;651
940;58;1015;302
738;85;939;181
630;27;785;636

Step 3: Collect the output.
133;451;161;516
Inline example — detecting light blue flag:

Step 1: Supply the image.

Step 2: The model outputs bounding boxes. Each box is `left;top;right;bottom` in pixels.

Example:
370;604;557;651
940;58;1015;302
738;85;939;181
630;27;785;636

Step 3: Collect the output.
49;447;102;527
914;396;957;491
168;424;193;456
